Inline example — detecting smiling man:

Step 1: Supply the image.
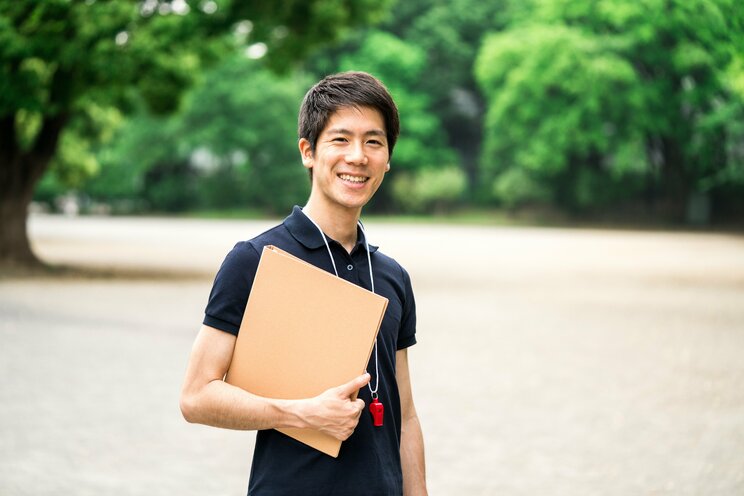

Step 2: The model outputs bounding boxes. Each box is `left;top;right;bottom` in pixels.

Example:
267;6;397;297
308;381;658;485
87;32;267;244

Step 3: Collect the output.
180;72;427;496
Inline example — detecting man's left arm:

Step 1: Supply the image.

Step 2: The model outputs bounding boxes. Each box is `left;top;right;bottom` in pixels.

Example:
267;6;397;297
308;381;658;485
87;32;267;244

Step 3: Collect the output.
397;348;428;496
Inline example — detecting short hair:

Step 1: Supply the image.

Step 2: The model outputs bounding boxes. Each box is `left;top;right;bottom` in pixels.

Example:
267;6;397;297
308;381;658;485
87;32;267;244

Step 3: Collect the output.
298;71;400;159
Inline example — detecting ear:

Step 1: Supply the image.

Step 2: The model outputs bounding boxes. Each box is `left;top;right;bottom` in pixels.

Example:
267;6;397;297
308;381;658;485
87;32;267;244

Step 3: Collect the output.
298;138;314;169
385;162;391;172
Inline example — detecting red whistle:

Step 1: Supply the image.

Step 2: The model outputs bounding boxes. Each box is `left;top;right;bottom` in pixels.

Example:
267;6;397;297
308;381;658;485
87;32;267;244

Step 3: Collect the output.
369;397;384;427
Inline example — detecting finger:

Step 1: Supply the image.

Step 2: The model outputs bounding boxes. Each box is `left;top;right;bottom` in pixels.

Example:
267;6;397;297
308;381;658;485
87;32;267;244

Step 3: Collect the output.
354;399;365;416
336;373;371;397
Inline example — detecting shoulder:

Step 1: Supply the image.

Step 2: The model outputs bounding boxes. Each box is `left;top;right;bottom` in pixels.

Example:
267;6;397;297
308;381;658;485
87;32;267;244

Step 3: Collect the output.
215;222;286;275
223;223;291;262
244;222;295;252
225;239;260;261
372;249;412;283
370;249;415;308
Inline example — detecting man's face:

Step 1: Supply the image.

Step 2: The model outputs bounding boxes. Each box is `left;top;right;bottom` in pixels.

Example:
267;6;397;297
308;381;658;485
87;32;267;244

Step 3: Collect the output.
299;106;390;212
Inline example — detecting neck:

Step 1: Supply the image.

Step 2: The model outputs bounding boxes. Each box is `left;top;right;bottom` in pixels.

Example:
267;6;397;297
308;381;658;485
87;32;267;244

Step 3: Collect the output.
302;197;361;254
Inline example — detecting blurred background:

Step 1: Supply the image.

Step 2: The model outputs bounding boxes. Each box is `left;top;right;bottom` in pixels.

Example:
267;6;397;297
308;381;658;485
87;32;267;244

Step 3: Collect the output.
1;1;744;495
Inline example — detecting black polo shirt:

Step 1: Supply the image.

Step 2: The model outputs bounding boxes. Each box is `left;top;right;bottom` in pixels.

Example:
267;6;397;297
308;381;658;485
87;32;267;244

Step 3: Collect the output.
203;206;417;496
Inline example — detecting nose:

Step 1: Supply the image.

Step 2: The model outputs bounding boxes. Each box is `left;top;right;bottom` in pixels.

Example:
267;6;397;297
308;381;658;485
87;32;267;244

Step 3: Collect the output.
344;142;368;165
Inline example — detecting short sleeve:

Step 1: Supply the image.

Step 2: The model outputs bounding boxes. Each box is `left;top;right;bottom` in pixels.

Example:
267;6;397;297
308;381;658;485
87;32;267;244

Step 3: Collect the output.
203;241;260;336
396;266;417;350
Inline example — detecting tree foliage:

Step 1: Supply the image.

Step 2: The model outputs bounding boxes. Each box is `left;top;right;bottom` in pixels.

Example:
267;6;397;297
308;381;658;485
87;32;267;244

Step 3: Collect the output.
86;26;463;215
380;0;512;189
85;57;311;213
1;0;389;264
476;0;744;218
476;24;646;209
8;0;744;246
1;0;390;118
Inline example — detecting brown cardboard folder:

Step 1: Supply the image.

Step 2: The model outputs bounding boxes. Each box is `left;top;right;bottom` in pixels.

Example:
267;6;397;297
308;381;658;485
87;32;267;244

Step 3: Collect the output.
225;245;388;457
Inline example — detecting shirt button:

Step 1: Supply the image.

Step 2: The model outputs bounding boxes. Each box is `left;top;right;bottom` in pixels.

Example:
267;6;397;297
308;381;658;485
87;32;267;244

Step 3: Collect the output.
347;264;353;271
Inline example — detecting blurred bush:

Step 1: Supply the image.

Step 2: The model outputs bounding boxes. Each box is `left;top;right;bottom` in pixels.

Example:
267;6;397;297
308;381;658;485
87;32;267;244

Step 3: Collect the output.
392;166;466;214
491;168;551;210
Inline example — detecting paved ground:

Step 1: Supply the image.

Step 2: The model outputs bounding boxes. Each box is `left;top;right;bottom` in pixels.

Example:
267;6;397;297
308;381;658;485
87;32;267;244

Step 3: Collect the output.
1;214;744;495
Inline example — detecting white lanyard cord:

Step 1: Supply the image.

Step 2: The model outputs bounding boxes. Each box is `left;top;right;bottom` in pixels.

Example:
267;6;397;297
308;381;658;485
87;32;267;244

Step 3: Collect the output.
300;210;380;398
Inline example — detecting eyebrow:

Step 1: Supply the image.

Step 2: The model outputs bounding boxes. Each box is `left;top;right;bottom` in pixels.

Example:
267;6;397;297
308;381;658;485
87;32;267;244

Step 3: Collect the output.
325;128;387;138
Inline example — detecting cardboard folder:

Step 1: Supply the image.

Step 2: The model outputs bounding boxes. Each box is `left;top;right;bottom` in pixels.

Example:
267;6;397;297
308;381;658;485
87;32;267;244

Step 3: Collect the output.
225;245;388;457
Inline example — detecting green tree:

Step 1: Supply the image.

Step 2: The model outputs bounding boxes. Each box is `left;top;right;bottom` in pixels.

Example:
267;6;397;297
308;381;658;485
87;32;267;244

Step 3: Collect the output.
477;0;744;220
85;111;186;212
87;57;311;214
305;0;510;199
476;24;645;211
180;58;311;212
1;0;389;266
387;0;511;194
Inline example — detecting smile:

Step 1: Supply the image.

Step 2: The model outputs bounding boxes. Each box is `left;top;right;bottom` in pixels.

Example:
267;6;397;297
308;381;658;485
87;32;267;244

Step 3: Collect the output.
338;174;369;184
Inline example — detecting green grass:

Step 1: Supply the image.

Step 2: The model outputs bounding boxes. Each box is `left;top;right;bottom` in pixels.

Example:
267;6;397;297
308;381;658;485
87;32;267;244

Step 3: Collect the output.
181;206;568;227
364;209;543;226
167;206;743;233
182;208;271;220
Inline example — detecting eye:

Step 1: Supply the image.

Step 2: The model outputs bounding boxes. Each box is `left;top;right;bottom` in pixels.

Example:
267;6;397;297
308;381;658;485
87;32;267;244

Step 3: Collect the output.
368;139;383;146
331;136;347;143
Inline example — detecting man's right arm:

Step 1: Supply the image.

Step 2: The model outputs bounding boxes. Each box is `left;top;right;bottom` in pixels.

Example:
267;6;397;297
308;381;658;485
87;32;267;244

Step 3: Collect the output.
179;325;369;441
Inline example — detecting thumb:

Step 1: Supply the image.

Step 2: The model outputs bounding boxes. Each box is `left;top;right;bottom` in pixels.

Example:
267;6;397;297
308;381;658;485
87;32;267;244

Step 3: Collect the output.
336;373;371;397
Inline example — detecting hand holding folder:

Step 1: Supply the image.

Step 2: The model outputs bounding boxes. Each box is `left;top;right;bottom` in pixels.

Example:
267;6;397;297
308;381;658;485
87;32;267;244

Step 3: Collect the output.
302;372;371;442
225;245;388;457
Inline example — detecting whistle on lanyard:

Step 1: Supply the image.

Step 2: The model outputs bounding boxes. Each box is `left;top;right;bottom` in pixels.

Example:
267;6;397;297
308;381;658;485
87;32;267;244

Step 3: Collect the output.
369;397;384;427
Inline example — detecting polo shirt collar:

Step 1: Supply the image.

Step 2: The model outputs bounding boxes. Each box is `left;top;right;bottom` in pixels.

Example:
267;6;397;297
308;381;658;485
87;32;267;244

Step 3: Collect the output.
284;205;379;254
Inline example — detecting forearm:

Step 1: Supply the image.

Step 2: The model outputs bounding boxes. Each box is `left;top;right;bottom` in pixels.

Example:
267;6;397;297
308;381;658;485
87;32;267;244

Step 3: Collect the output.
181;326;367;439
181;378;305;431
401;414;427;496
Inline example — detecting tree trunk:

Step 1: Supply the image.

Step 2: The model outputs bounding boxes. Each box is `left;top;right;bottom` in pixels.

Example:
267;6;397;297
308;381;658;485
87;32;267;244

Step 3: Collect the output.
659;135;690;222
0;113;67;269
0;182;38;265
644;133;690;222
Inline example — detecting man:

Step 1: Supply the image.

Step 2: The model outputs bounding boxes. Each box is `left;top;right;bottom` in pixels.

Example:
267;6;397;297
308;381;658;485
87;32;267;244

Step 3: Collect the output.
180;71;427;495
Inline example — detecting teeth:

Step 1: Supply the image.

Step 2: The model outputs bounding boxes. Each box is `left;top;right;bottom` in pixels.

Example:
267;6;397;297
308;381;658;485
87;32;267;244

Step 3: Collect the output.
339;174;368;183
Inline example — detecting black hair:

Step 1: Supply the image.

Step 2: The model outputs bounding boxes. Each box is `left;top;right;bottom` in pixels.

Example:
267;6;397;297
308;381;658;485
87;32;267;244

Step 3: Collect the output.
298;71;400;161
